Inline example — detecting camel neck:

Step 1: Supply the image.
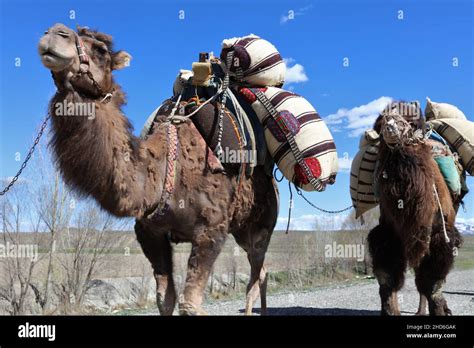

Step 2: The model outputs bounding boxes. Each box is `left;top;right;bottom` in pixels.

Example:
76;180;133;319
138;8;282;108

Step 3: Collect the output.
48;88;151;217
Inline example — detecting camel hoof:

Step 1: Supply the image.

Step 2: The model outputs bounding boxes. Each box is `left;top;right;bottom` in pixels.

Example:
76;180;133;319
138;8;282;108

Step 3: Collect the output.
178;302;208;316
156;294;175;316
444;305;452;316
381;309;401;316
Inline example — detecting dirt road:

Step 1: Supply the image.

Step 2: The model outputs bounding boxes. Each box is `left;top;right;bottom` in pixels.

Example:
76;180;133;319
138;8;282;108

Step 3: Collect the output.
138;269;474;315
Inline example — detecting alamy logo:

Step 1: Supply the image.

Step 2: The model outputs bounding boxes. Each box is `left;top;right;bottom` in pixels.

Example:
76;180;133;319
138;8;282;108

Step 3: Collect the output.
18;322;56;341
0;242;38;261
385;101;420;118
55;100;96;120
324;242;365;261
217;147;257;166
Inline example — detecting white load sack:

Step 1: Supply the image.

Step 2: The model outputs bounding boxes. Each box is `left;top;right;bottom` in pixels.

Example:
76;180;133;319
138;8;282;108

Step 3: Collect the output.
239;87;338;191
425;97;467;121
350;130;379;218
220;34;285;87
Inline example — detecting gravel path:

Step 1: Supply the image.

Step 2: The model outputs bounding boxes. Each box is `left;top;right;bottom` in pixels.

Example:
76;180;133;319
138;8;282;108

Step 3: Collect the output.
138;270;474;315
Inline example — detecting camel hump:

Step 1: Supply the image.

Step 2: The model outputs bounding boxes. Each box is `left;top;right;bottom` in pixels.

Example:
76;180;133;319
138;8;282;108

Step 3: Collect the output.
140;104;165;139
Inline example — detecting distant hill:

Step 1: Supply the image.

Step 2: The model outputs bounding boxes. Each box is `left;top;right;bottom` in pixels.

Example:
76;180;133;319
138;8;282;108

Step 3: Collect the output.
456;222;474;235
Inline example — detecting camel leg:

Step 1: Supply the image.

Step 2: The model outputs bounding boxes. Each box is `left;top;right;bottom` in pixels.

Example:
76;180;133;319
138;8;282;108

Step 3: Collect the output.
245;180;277;316
391;290;401;314
135;221;176;316
415;294;427;315
179;229;227;315
368;224;406;316
260;265;268;314
415;232;456;316
245;254;268;315
233;227;272;316
246;234;272;316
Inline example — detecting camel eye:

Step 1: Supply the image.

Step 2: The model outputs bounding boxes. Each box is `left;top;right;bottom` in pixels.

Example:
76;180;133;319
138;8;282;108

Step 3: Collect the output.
95;45;108;54
57;30;70;38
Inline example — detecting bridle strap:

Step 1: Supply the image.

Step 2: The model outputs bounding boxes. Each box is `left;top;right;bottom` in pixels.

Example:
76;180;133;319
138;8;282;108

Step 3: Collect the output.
67;32;114;103
75;33;90;66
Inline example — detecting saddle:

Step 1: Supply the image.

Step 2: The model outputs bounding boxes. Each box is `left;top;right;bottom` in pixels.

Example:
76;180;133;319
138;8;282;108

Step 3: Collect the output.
141;58;270;177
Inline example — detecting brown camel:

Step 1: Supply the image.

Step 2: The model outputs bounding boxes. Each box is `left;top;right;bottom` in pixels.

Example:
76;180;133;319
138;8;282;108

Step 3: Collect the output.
38;23;279;315
368;102;462;316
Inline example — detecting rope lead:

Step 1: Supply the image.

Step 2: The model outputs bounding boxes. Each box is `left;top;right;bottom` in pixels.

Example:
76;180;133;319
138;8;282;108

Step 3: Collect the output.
433;183;450;244
285;181;293;234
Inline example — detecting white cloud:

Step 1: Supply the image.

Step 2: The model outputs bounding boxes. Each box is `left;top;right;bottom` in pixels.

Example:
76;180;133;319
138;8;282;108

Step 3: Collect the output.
277;215;314;230
284;58;308;84
280;5;313;25
456;217;474;224
276;213;351;231
338;156;353;173
1;177;29;185
280;15;291;25
325;96;393;138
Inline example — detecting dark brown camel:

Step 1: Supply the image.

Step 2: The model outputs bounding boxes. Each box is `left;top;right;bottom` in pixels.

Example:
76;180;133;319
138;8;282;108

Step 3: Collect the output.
368;102;462;316
38;23;279;315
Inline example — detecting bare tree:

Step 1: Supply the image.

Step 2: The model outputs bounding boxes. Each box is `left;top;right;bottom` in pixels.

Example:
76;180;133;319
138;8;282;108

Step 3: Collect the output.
0;181;45;314
1;140;81;314
341;207;380;231
1;138;136;314
55;205;128;313
340;208;379;275
35;172;72;312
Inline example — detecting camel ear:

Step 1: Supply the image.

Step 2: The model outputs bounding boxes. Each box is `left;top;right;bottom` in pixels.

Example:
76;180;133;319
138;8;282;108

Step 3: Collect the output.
112;51;132;70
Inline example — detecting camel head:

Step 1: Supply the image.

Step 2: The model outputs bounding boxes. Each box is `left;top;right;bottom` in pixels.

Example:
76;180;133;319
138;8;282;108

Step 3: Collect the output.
376;101;425;148
38;23;131;98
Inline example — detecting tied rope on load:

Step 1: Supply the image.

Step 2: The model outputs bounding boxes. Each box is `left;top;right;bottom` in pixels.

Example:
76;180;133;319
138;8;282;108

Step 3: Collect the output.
214;51;234;159
164;51;234;125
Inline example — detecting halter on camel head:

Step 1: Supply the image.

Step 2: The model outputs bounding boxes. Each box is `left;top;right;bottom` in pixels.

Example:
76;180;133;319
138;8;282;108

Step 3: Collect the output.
75;31;114;103
75;32;90;71
380;101;426;149
52;30;114;103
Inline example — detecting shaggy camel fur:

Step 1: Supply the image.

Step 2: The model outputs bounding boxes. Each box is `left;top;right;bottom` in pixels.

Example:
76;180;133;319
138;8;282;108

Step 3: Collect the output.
39;23;278;315
368;102;462;316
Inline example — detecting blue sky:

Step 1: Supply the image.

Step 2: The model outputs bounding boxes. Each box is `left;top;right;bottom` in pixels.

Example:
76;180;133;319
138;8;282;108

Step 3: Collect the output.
0;0;472;230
